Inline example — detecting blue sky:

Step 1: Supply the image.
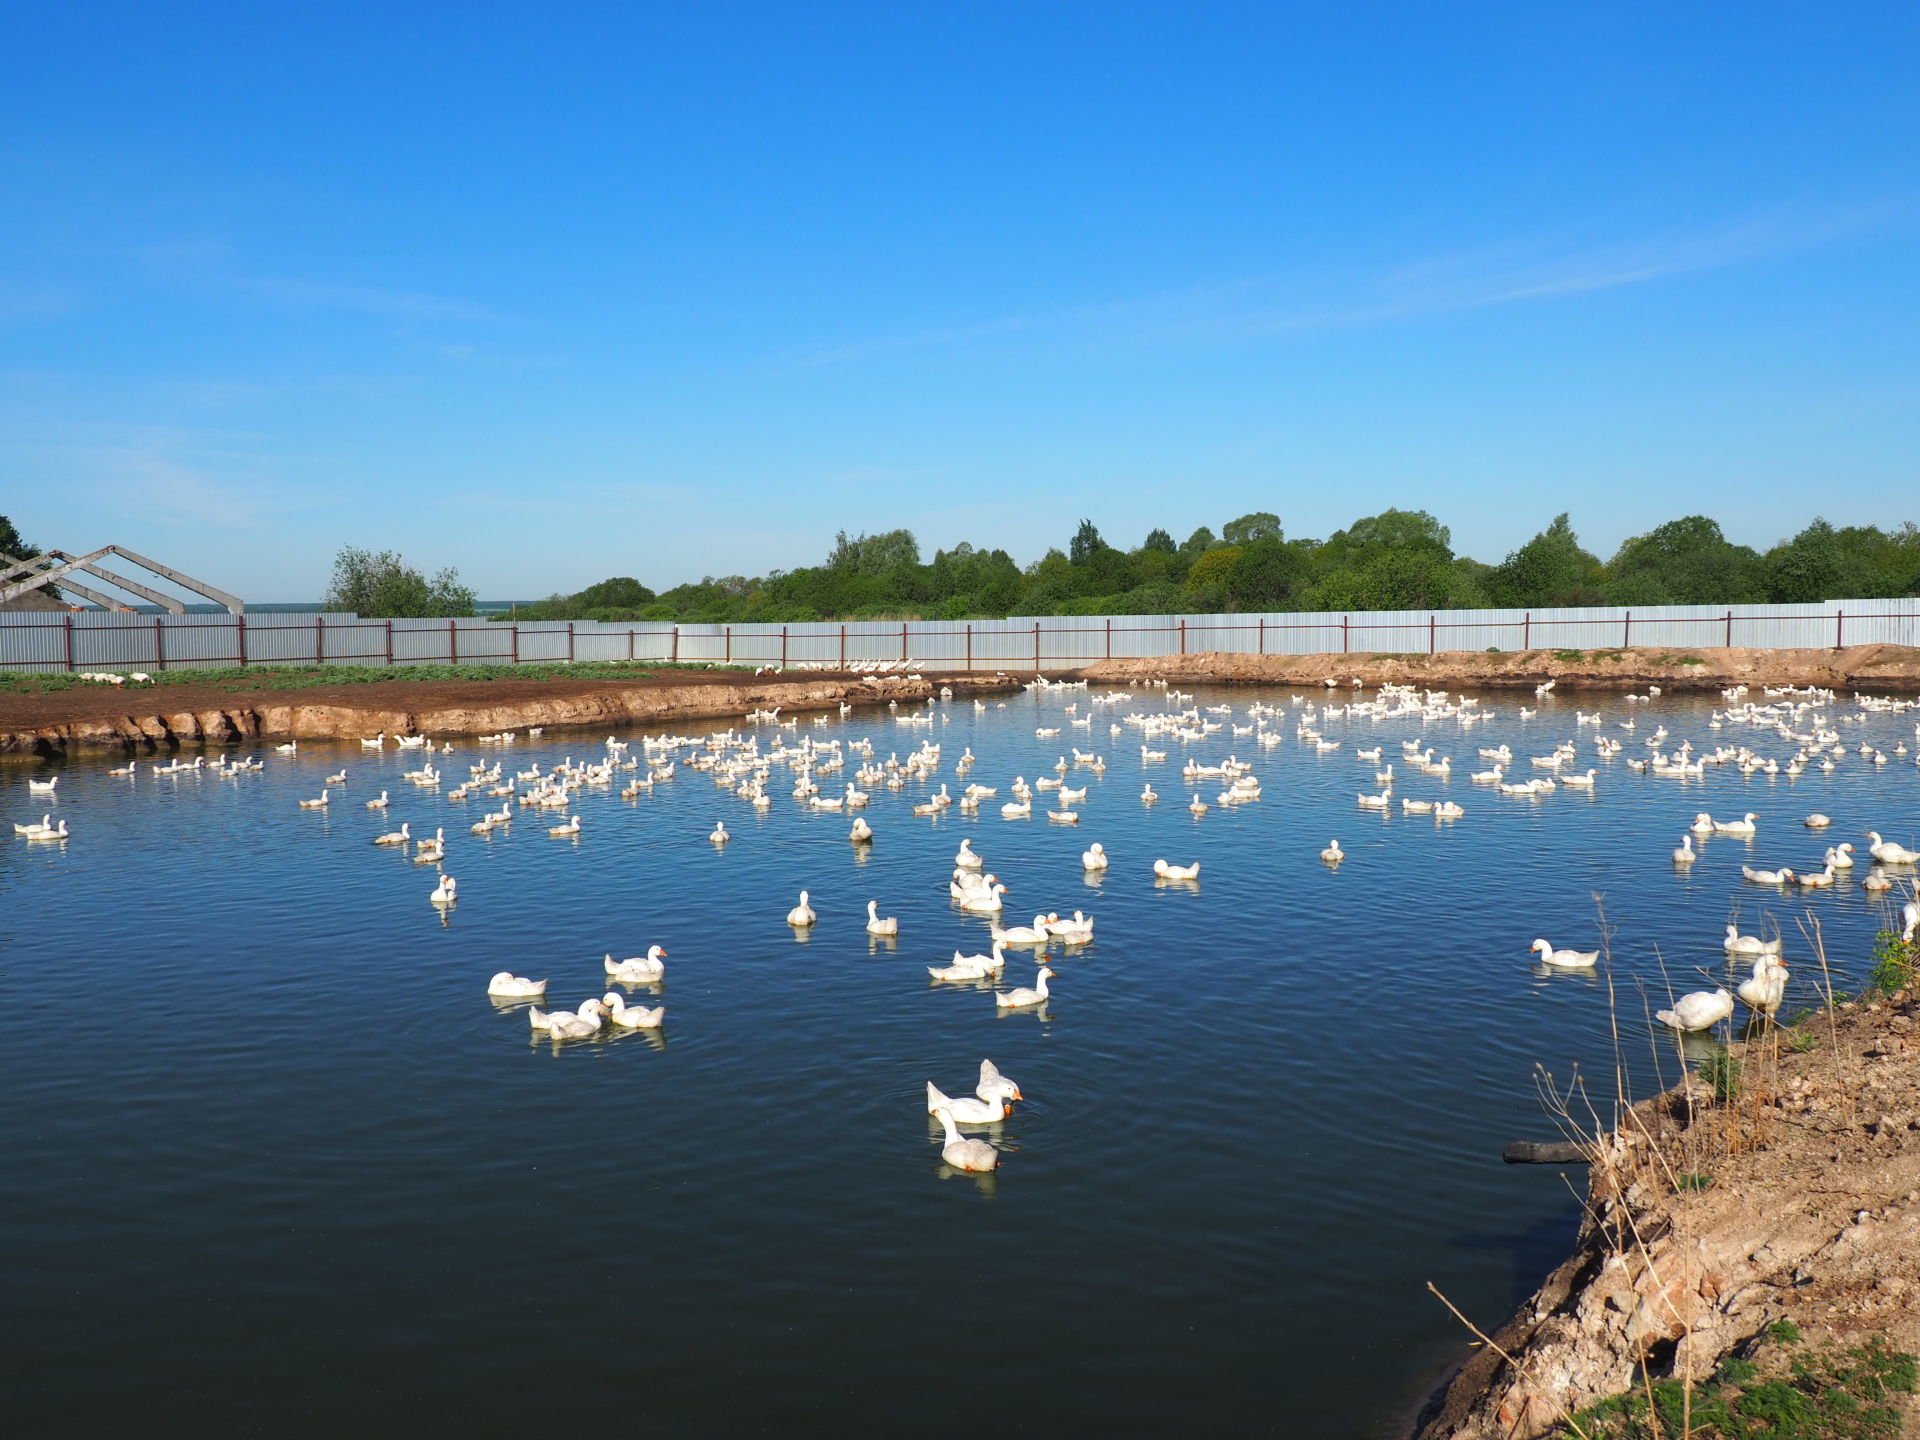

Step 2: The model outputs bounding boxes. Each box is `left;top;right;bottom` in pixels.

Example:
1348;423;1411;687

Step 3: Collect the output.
4;2;1917;599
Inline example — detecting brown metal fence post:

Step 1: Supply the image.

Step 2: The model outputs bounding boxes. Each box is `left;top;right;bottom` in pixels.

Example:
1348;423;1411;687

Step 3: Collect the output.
1836;610;1844;650
1179;618;1187;656
1341;615;1349;653
154;617;166;671
1623;611;1631;648
670;626;679;664
63;613;75;671
724;626;731;664
839;624;846;670
236;613;247;666
512;624;520;664
1034;622;1041;670
1105;617;1112;659
1725;610;1733;647
1429;614;1436;654
315;614;324;664
1257;617;1265;655
628;626;635;661
449;618;458;665
965;624;972;671
385;619;394;665
568;622;575;662
781;625;788;669
901;622;909;662
1522;612;1530;649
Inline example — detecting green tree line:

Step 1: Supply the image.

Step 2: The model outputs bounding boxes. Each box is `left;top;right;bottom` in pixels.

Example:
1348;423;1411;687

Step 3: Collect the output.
490;510;1920;625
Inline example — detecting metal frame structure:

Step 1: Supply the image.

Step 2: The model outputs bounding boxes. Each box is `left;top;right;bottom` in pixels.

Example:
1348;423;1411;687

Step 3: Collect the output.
0;545;243;614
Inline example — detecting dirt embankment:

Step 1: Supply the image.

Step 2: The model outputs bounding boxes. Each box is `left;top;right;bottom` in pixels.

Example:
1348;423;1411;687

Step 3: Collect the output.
0;669;1022;756
1085;643;1920;693
1412;988;1920;1439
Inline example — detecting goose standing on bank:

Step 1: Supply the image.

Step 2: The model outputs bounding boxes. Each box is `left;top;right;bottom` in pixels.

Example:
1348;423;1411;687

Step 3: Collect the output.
1736;957;1789;1015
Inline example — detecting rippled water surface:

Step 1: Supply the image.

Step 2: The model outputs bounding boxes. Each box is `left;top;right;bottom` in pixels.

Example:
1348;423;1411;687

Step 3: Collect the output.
4;683;1917;1437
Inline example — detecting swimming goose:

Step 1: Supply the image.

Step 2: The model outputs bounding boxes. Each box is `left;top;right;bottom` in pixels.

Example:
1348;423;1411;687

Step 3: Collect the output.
1741;864;1794;885
548;815;581;836
1655;988;1734;1032
933;1107;999;1171
365;790;390;810
430;875;457;905
1153;859;1200;880
1867;832;1920;864
275;741;298;754
994;965;1055;1008
107;763;136;776
1689;813;1714;835
988;913;1051;945
1902;899;1917;943
1737;957;1789;1015
976;1058;1022;1104
1823;843;1854;869
1141;784;1158;803
26;775;57;793
849;817;873;842
1794;865;1836;889
1713;812;1759;835
604;946;668;981
927;943;1009;980
530;998;609;1040
1672;835;1696;864
1723;924;1783;956
1000;799;1031;818
373;822;411;846
13;813;53;836
786;890;817;926
710;821;729;845
925;1081;1008;1124
1804;813;1831;828
1531;938;1599;969
1188;792;1207;814
954;839;983;869
866;899;899;936
955;881;1007;914
326;769;347;785
487;971;546;998
602;992;665;1028
1435;801;1465;818
1321;840;1344;863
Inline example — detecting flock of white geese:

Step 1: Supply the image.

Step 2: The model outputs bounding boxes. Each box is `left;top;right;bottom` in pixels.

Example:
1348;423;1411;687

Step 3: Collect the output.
16;674;1920;1169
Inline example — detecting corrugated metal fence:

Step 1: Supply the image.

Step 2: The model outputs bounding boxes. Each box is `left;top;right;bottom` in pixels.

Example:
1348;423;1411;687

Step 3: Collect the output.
2;601;1917;675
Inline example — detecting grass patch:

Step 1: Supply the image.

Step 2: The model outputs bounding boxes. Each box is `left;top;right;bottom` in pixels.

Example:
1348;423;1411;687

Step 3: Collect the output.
0;661;687;694
1656;652;1709;666
1553;649;1587;661
1563;1326;1915;1439
1866;930;1916;996
1591;649;1627;662
1675;1171;1716;1192
1698;1051;1741;1103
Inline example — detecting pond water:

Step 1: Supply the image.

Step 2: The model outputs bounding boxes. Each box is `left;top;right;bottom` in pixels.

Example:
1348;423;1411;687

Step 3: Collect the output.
4;682;1916;1438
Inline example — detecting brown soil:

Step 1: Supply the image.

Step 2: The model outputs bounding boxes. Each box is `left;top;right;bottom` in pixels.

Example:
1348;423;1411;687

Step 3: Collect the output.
1414;978;1920;1439
0;668;1021;755
1085;642;1920;692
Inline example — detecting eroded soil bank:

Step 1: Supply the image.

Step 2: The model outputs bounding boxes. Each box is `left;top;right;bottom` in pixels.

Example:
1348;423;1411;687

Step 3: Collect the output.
1411;988;1920;1439
0;669;1022;756
1084;642;1920;693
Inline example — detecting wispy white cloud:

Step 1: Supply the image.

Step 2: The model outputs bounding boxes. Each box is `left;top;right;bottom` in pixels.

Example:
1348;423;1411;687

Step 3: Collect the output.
788;200;1901;365
0;425;321;529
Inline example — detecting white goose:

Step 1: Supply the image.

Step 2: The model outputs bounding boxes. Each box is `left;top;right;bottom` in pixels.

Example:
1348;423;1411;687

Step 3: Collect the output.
990;915;1051;945
1321;839;1344;863
1823;843;1854;869
955;881;1007;914
933;1107;999;1171
1531;938;1599;969
602;992;665;1028
548;815;581;836
927;943;1009;981
1081;842;1108;870
1902;900;1918;943
1737;957;1789;1015
925;1081;1008;1124
1740;864;1794;885
1713;812;1759;835
976;1058;1022;1104
27;775;57;793
430;875;457;905
13;812;53;836
865;899;899;937
1867;832;1920;864
326;769;347;785
365;790;390;809
994;965;1055;1008
604;946;668;982
1723;924;1783;956
1153;858;1200;880
1045;911;1095;943
530;998;609;1040
953;839;983;870
487;971;547;998
710;820;729;844
1672;835;1696;864
786;890;817;927
1689;812;1714;835
373;821;411;846
1655;988;1734;1032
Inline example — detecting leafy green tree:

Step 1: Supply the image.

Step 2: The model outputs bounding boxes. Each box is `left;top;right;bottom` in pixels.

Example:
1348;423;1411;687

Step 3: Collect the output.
1227;537;1307;610
1222;511;1283;547
1185;544;1243;609
826;528;920;576
1605;517;1764;606
0;512;60;599
574;576;656;610
324;546;475;617
1487;513;1602;607
1069;519;1106;567
1141;527;1177;555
